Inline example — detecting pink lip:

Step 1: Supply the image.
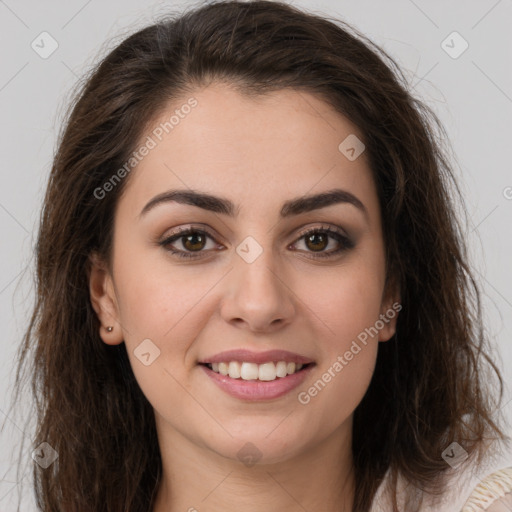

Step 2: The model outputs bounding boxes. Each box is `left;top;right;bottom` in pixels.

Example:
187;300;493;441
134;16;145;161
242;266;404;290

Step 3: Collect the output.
199;363;315;401
198;349;314;365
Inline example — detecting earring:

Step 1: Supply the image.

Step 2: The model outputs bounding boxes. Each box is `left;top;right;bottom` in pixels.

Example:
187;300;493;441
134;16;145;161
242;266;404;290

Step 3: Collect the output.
106;326;113;332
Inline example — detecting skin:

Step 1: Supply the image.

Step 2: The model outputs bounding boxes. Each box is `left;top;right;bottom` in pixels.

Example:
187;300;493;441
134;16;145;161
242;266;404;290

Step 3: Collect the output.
89;82;400;512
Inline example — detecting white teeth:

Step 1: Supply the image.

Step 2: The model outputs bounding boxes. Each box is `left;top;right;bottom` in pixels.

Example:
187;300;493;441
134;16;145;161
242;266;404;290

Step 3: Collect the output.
218;362;229;376
207;360;307;381
228;361;241;379
276;361;288;378
258;362;277;381
240;362;259;380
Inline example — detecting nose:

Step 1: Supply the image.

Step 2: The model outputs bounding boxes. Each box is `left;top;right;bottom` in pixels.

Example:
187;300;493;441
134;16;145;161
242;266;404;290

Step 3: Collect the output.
219;244;296;334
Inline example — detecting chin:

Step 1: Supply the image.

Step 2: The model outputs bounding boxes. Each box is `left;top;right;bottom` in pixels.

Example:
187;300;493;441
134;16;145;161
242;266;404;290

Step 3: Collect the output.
204;428;310;467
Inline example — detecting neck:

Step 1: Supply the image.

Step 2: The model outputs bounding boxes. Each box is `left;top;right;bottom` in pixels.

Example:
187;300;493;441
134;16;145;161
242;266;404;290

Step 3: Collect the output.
152;418;355;512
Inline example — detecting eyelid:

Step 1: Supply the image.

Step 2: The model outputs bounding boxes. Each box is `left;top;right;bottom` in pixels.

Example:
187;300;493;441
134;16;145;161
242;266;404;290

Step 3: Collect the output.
160;222;349;243
290;224;355;257
160;223;219;242
159;222;354;259
294;223;350;240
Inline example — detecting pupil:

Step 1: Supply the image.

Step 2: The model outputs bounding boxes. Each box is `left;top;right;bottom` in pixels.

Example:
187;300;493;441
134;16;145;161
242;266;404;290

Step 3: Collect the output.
184;233;205;251
307;233;327;252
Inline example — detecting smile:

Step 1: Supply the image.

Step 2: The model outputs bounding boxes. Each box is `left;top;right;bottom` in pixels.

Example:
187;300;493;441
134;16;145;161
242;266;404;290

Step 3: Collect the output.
204;361;307;381
199;362;315;401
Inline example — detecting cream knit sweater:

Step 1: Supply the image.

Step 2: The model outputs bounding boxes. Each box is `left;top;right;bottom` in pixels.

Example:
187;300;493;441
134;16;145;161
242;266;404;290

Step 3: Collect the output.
370;465;512;511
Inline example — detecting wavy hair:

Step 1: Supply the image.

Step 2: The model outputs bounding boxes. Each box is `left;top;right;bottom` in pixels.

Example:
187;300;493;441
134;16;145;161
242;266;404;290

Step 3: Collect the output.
6;1;509;511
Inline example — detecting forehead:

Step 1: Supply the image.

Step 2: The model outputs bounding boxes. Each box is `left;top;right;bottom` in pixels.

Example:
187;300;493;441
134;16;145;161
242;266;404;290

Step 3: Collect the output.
118;83;379;221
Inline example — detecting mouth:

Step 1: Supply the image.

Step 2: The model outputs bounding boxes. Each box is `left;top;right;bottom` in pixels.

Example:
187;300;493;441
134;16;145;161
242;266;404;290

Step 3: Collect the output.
198;360;316;401
199;361;315;382
197;348;316;400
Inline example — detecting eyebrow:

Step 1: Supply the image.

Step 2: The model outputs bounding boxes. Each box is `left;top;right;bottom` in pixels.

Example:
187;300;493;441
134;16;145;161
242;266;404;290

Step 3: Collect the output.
139;188;368;220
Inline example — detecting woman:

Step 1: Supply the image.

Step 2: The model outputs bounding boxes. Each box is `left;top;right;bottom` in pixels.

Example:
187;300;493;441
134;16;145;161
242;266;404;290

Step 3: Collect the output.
8;0;511;510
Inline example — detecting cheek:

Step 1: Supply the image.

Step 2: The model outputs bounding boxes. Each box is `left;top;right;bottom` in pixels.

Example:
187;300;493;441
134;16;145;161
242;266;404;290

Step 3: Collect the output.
298;254;386;346
112;248;224;404
296;344;378;444
303;272;381;392
114;257;209;416
292;249;384;410
112;230;207;338
295;264;383;428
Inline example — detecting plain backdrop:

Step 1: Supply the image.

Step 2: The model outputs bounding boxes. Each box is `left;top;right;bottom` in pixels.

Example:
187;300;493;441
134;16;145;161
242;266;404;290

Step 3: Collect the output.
1;0;511;509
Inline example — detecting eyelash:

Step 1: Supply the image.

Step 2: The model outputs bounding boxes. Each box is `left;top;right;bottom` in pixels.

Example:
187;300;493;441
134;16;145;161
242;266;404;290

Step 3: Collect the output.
159;226;355;259
159;225;354;260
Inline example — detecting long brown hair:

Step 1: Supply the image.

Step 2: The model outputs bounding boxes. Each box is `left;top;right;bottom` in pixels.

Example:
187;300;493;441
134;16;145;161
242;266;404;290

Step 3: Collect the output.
6;1;509;510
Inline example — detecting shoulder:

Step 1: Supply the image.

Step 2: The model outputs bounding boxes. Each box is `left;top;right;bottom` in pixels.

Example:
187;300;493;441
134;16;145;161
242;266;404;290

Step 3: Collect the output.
461;466;512;512
370;460;512;512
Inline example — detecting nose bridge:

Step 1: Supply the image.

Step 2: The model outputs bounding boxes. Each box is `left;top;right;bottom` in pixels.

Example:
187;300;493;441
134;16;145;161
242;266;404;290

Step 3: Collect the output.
220;232;295;331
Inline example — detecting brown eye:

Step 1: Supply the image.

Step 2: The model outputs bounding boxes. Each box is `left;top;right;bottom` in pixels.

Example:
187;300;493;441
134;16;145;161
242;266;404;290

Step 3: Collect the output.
305;232;329;252
291;226;355;259
159;225;355;261
160;228;218;259
181;232;207;251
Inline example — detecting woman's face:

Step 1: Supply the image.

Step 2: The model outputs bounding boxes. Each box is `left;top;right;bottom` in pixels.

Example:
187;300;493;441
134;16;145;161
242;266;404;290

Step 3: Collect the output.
90;82;399;465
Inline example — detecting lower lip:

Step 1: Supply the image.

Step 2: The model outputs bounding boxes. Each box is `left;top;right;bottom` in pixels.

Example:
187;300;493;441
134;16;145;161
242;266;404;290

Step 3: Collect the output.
199;364;315;401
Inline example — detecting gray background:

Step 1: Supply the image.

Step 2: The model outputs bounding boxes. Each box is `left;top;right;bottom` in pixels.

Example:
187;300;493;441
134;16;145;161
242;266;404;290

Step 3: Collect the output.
1;0;511;509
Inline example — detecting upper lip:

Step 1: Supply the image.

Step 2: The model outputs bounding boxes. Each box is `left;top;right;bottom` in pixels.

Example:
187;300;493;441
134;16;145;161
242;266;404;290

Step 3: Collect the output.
198;349;315;365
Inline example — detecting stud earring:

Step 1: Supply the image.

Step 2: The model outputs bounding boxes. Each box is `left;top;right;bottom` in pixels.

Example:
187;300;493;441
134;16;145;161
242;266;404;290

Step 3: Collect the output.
106;326;113;332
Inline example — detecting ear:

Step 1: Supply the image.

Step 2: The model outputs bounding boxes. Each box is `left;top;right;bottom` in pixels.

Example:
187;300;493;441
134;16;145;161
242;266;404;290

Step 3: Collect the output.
378;274;401;342
88;252;124;346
